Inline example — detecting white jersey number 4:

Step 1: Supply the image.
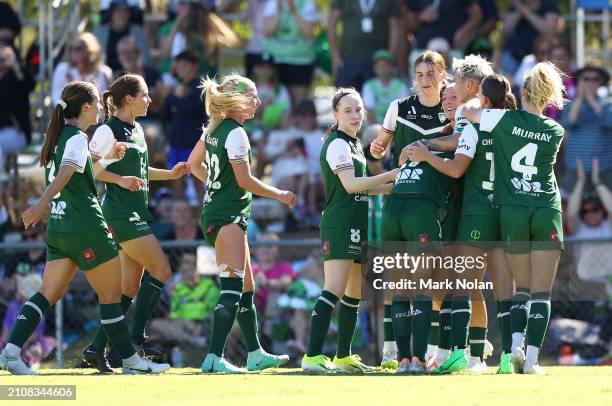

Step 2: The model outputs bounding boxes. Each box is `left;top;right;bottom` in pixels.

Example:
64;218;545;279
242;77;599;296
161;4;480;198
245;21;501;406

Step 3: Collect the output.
510;143;542;192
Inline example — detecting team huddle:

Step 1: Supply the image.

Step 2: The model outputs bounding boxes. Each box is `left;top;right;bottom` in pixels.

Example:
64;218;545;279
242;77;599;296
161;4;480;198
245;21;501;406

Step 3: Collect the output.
0;48;566;376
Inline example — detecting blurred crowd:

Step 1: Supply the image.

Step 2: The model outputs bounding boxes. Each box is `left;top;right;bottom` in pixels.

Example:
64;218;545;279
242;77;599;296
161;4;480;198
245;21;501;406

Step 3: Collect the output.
0;0;611;366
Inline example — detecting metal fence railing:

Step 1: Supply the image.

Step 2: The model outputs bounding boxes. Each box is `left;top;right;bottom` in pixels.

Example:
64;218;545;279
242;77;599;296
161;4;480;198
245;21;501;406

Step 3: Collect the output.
1;239;610;369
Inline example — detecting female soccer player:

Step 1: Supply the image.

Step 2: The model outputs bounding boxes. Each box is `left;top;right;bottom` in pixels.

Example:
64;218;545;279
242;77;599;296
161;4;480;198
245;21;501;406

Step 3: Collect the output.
301;88;398;373
370;51;450;374
188;74;297;373
464;62;566;375
406;74;517;374
83;74;190;372
0;81;169;375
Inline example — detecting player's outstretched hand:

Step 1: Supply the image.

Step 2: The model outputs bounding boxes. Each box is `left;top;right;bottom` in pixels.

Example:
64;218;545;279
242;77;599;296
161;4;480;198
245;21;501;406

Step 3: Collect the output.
370;139;386;157
386;167;400;182
405;141;430;163
22;201;46;229
105;140;127;161
171;162;191;179
278;191;298;208
118;176;145;192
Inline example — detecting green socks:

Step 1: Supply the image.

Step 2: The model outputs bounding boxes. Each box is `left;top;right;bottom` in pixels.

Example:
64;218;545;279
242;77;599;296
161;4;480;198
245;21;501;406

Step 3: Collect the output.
208;277;243;357
469;327;487;360
306;290;339;357
451;297;471;349
391;298;411;360
498;300;512;353
99;303;136;359
131;275;165;342
8;292;50;348
336;295;360;358
526;292;551;349
439;296;452;351
411;296;432;361
89;294;132;351
510;288;531;349
428;310;440;346
236;291;261;352
383;303;395;342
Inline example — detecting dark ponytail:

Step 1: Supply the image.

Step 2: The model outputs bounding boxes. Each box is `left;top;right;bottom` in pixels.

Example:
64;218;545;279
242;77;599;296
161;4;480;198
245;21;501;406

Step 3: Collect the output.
325;87;360;139
480;74;517;110
40;81;98;167
103;74;146;121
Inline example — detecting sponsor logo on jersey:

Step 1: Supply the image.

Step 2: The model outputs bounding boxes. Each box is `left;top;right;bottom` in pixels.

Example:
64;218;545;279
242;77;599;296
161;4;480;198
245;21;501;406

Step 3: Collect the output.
83;248;96;263
411;309;422;316
510;304;529;311
350;229;361;243
529;313;544;319
17;314;27;320
50;201;67;216
69;151;76;158
354;195;369;202
457;144;471;151
394;311;410;318
511;177;543;193
214;304;224;311
338;154;349;163
438;112;446;123
396;167;423;183
323;241;330;256
419;234;429;248
206;137;218;147
421;114;433;120
470;230;481;240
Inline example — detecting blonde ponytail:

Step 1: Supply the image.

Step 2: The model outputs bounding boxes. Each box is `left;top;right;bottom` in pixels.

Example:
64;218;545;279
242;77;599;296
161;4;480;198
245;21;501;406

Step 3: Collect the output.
522;62;566;111
200;73;255;138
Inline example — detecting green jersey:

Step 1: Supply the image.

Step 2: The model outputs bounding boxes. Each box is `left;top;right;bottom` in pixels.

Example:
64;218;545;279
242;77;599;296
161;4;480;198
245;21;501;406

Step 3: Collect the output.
391;152;454;208
455;123;496;215
363;78;408;123
480;109;564;211
90;117;152;222
202;119;253;219
46;125;107;233
382;95;450;167
320;130;368;230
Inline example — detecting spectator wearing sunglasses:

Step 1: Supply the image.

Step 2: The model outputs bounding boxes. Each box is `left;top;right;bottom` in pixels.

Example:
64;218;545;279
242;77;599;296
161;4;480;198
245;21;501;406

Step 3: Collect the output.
567;157;612;240
561;65;612;191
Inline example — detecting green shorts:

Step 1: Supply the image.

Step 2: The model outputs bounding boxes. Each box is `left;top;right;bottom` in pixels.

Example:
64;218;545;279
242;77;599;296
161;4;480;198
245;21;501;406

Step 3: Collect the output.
201;214;248;247
457;213;501;250
499;205;564;254
441;191;463;242
320;227;365;263
107;217;152;244
46;228;118;271
381;196;441;253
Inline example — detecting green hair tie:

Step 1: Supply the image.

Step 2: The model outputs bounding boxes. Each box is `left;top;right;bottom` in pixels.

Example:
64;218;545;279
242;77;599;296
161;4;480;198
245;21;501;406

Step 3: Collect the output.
235;80;248;94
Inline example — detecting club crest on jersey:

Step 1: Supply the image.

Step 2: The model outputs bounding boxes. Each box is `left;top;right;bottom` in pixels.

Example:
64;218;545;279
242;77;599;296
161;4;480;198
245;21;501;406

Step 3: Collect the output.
438;112;446;123
323;241;330;256
83;248;96;263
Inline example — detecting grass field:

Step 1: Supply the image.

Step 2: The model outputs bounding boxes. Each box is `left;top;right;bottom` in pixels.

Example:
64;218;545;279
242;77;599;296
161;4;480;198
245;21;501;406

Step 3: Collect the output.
2;366;612;405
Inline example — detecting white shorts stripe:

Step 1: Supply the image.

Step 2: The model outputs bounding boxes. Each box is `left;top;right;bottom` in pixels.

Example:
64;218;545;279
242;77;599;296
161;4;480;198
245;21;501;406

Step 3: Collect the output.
101;315;125;324
24;301;43;320
319;296;335;308
220;290;242;296
340;299;359;308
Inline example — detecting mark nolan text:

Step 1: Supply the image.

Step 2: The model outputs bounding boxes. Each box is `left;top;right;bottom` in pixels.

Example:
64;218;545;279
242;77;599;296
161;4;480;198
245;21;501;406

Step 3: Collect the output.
373;278;494;290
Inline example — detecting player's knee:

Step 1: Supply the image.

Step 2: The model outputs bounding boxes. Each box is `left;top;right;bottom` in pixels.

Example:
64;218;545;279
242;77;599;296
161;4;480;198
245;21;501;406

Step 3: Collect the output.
123;283;139;298
97;290;122;304
151;260;171;283
39;288;60;306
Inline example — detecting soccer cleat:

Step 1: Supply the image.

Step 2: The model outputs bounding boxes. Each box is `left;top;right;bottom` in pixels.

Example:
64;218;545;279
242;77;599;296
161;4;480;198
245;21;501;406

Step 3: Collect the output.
0;350;36;375
201;353;247;374
81;346;114;373
496;353;515;374
133;337;164;363
407;356;427;375
122;356;170;375
380;346;398;369
433;349;468;375
396;357;411;374
467;356;487;374
333;354;375;374
524;363;546;375
247;350;289;371
483;339;494;360
301;354;336;374
511;347;526;373
425;344;438;363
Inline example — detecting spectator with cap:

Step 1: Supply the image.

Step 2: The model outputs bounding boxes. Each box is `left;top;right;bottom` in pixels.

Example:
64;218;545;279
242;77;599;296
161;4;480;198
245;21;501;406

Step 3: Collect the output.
99;0;145;25
328;0;401;91
561;65;612;191
362;50;409;124
95;0;150;72
50;32;113;105
0;37;34;170
567;158;612;240
162;50;206;199
501;0;564;76
262;0;319;109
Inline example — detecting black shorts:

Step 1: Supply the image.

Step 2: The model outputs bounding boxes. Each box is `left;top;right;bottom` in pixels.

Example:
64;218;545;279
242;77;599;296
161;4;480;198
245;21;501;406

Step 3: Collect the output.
277;63;315;87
